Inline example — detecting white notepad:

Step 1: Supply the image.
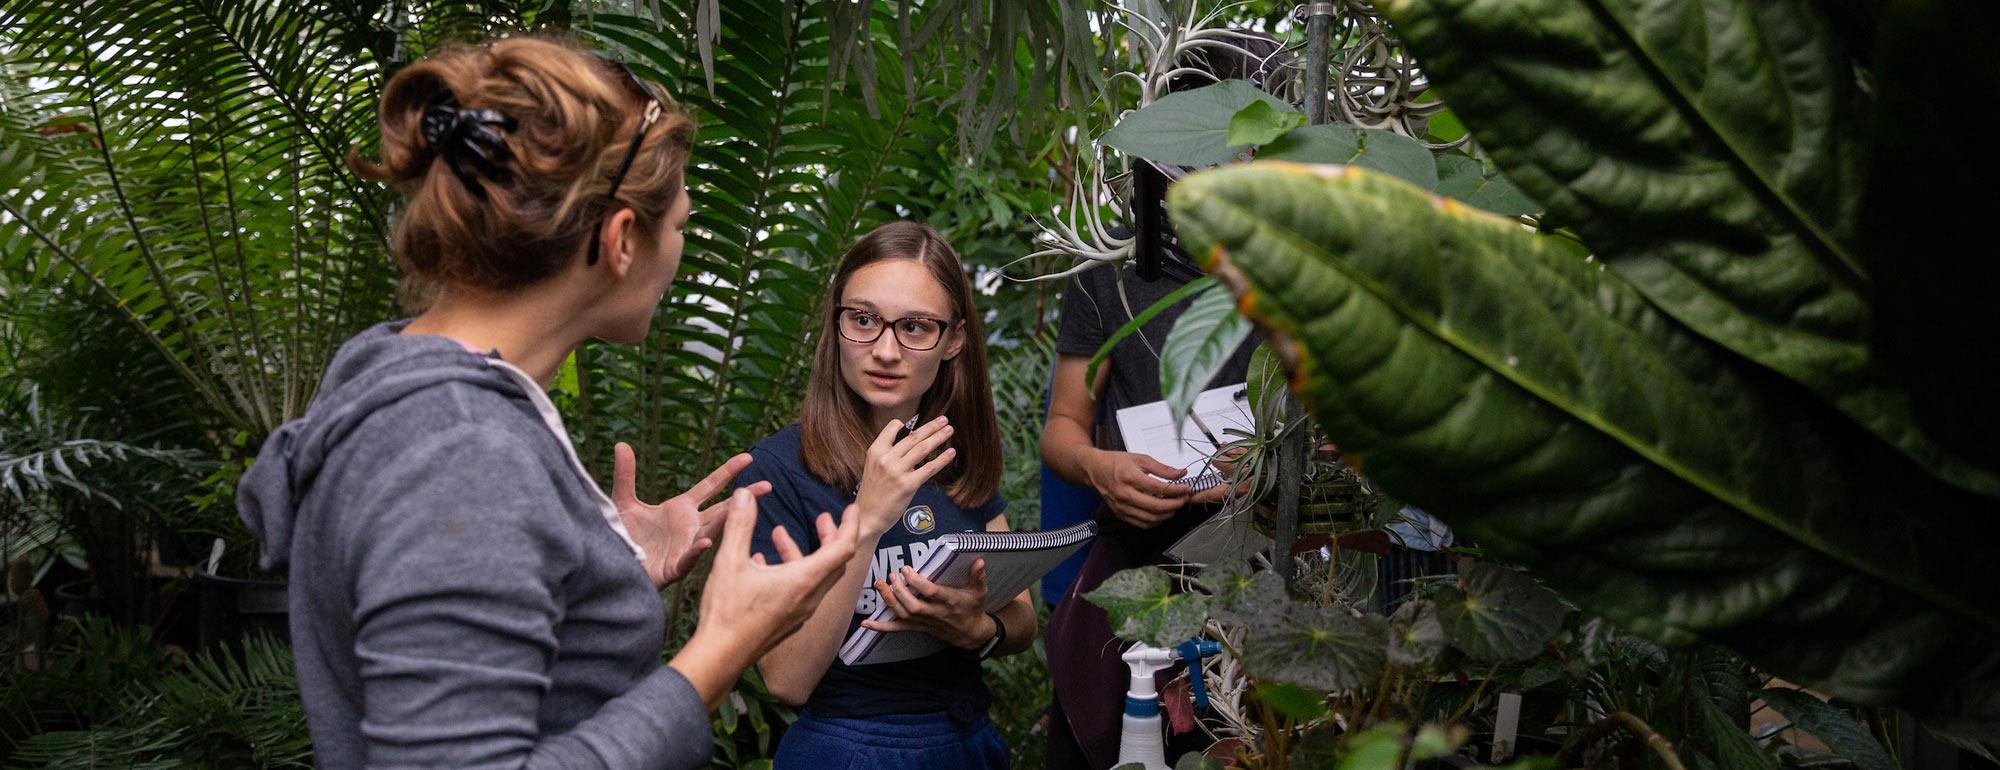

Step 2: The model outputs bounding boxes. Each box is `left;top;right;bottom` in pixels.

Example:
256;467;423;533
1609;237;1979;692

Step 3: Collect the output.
838;521;1097;666
1114;383;1254;490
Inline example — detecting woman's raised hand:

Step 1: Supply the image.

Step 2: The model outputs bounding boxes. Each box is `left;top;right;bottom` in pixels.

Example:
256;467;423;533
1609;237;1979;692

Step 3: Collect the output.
611;442;772;589
852;416;956;538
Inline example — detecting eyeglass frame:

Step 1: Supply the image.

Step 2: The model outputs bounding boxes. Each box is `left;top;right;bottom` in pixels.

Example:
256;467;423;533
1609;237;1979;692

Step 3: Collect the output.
835;306;959;351
586;56;672;267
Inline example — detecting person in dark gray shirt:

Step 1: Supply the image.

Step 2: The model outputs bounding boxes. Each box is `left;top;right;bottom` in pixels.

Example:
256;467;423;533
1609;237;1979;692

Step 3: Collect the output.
237;36;856;769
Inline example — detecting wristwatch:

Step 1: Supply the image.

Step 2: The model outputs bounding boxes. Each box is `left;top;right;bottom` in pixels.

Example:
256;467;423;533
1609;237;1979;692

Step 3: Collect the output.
974;612;1006;660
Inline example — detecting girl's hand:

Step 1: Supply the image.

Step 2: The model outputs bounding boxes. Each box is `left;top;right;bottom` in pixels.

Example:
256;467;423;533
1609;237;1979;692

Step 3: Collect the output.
852;416;957;538
612;443;771;589
860;559;996;650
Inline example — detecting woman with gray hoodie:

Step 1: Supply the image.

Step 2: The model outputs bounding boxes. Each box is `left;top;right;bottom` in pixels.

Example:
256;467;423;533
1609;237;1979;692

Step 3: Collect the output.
236;36;857;770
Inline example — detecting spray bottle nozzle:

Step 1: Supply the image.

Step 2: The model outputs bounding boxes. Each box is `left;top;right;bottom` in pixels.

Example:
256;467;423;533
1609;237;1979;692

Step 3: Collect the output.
1175;638;1224;710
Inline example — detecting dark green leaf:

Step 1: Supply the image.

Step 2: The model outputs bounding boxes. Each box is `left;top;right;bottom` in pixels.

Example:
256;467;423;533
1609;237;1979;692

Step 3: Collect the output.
1174;753;1226;770
1226;100;1306;148
1158;277;1255;430
1378;0;2000;497
1757;688;1895;770
1240;603;1387;692
1433;154;1537;218
1082;567;1210;647
1165;161;2000;726
1434;561;1565;662
1260;124;1438;190
1386;599;1447;670
1202;561;1288;629
1102;80;1291;166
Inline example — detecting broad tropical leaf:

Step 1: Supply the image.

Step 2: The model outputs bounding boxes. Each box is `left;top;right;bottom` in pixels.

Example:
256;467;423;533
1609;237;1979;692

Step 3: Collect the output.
1165;161;2000;735
1102;80;1290;167
1433;154;1536;218
1376;0;2000;497
1259;124;1437;191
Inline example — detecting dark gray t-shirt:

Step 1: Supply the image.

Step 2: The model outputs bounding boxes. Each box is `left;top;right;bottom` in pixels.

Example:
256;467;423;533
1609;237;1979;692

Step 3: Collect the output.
1054;263;1257;453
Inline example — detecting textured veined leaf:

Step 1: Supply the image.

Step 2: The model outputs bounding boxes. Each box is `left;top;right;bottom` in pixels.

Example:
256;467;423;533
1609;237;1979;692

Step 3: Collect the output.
1167;161;2000;731
1377;0;2000;497
1082;567;1210;648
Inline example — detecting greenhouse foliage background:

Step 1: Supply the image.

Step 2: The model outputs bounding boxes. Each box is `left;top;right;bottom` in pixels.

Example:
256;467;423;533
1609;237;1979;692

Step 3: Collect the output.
3;0;1997;768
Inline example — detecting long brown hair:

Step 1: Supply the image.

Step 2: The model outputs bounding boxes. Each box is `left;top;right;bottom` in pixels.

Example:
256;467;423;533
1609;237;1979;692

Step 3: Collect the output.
349;35;694;302
799;222;1002;509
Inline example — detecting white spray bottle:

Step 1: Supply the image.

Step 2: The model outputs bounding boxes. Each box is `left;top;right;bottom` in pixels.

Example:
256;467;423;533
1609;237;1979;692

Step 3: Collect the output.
1116;638;1223;770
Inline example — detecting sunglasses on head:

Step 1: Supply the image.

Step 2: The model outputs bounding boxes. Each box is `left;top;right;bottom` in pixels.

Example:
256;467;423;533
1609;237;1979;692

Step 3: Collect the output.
587;55;673;266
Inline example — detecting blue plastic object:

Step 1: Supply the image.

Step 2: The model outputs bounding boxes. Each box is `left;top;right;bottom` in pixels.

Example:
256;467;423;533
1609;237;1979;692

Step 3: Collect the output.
1175;639;1224;709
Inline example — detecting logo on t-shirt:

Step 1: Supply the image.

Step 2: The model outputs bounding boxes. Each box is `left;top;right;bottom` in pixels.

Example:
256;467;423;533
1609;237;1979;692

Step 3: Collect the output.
902;505;936;535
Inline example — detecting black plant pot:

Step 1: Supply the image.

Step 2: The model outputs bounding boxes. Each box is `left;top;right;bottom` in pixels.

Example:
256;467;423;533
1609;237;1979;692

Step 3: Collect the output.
193;570;289;650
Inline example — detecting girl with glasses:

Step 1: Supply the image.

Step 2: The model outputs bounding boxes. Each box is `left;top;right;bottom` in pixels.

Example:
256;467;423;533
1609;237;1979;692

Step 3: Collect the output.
732;221;1036;769
237;36;859;769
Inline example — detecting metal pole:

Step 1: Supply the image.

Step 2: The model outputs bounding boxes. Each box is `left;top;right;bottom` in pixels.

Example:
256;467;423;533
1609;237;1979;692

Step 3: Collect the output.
1273;2;1340;589
1304;2;1338;126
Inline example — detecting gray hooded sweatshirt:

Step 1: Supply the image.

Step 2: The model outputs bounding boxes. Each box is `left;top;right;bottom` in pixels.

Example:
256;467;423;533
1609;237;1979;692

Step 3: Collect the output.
239;321;712;770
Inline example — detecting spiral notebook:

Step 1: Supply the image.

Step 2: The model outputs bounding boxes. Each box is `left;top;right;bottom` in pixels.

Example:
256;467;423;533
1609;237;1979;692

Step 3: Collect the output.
838;521;1098;666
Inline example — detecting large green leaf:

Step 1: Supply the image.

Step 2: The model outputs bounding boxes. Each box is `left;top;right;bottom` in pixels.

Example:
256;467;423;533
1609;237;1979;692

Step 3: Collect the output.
1376;0;2000;497
1240;602;1388;693
1157;275;1255;429
1433;155;1537;218
1102;80;1291;166
1165;161;2000;735
1385;599;1447;670
1260;124;1438;191
1432;560;1566;663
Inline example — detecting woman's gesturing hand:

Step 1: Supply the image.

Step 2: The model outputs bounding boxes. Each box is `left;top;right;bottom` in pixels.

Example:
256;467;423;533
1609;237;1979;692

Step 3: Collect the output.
612;443;772;589
860;559;995;651
852;416;957;537
674;492;861;708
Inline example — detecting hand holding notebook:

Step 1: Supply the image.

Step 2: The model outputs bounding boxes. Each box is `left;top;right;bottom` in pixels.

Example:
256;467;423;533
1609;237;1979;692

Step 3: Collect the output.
839;521;1097;666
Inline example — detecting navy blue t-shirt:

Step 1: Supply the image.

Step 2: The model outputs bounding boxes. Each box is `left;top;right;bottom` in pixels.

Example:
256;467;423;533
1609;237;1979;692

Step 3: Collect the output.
732;424;1007;719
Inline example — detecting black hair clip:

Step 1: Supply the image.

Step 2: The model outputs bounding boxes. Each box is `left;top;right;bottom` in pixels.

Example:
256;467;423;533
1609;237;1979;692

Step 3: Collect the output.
421;93;518;197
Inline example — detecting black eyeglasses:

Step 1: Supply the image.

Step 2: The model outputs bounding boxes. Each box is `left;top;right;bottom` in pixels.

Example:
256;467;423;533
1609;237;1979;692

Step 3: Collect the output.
587;56;672;266
836;307;955;351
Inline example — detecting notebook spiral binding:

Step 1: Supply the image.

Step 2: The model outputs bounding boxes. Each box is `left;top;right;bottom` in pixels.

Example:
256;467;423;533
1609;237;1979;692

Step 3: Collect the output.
946;521;1096;552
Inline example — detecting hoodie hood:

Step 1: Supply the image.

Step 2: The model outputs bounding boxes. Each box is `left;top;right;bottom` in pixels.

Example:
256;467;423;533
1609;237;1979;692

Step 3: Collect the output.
236;321;525;571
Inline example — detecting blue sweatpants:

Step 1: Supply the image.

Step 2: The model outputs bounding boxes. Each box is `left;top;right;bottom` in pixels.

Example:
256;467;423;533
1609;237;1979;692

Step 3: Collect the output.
774;710;1009;770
